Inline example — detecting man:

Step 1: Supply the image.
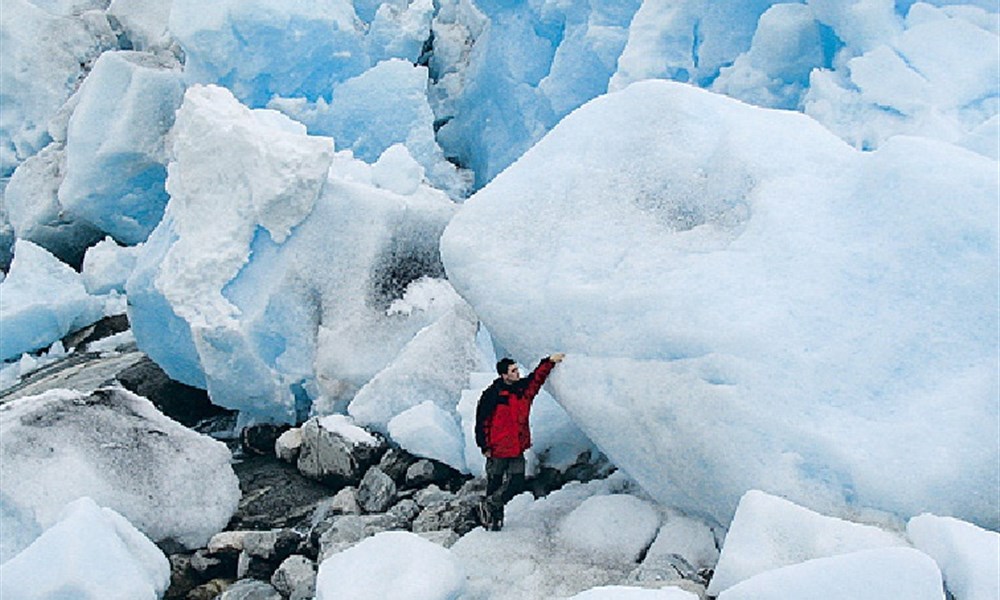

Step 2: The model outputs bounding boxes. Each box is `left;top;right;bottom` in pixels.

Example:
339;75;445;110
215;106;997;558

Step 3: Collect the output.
474;352;565;531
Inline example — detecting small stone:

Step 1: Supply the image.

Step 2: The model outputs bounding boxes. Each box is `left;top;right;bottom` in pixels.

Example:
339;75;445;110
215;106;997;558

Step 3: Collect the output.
270;555;316;600
358;467;397;513
185;578;232;600
296;418;385;487
405;459;459;488
190;548;233;580
218;578;282;600
164;554;199;600
378;447;417;484
329;486;362;515
242;530;279;559
414;484;454;507
208;531;248;555
386;498;421;525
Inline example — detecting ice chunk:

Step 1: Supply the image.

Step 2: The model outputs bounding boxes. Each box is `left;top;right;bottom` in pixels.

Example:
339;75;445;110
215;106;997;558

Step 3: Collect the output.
441;80;999;530
556;494;661;563
58;50;186;245
451;474;683;599
315;531;465;600
82;236;140;295
711;4;826;109
0;387;240;561
0;239;104;361
108;0;176;51
907;514;1000;600
609;0;775;91
804;5;998;156
126;84;333;414
434;1;641;189
348;300;479;432
270;59;471;199
716;547;945;600
0;497;170;600
644;509;721;572
808;0;903;53
708;490;907;595
0;0;114;174
387;401;466;472
168;0;368;107
366;0;435;64
567;587;699;600
4;143;102;266
373;143;425;196
127;84;462;422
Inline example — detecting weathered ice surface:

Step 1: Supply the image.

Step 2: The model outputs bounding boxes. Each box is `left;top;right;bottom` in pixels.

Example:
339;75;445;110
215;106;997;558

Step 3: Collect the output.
0;386;240;561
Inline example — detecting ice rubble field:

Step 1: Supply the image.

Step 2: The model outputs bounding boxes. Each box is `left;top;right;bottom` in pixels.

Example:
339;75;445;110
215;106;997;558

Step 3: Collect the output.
0;0;997;597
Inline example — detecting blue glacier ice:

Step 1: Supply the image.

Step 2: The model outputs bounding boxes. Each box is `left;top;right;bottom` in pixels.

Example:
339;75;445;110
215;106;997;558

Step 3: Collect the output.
0;0;116;176
126;85;461;423
269;59;471;199
58;50;186;245
0;240;105;361
440;80;999;530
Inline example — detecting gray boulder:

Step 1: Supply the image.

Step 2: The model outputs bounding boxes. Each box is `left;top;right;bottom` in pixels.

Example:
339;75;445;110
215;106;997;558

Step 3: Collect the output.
218;579;282;600
358;467;397;513
270;555;316;600
296;417;386;487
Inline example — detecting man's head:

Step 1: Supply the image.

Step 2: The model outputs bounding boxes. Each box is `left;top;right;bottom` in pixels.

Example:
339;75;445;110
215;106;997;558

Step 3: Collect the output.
496;358;519;384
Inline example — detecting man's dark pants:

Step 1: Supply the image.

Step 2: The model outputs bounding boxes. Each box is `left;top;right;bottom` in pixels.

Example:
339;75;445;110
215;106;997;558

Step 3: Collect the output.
482;455;525;530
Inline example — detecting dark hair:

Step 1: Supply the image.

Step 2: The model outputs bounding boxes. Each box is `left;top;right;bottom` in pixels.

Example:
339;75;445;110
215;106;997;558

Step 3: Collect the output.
496;358;516;376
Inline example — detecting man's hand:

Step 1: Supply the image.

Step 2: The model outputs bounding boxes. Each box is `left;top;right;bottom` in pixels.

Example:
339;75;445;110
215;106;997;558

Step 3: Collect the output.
549;352;566;363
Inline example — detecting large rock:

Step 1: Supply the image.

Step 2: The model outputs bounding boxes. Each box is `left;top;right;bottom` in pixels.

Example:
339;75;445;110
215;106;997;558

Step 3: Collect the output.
271;555;317;600
0;386;240;562
296;416;386;487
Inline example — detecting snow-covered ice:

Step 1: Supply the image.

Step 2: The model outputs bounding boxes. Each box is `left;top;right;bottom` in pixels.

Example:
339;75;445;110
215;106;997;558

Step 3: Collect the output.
716;547;945;600
81;236;140;295
58;50;185;245
0;239;105;361
556;493;661;563
907;513;1000;600
387;400;467;472
566;587;699;600
0;387;240;562
707;490;907;595
0;497;170;600
315;530;465;600
442;79;998;530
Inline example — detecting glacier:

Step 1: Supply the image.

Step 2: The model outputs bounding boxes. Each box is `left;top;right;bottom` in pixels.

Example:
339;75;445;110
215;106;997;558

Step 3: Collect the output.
0;0;997;595
440;80;999;529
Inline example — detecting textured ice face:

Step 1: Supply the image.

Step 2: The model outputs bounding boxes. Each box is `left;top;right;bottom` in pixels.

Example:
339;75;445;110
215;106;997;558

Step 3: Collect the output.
126;85;461;423
0;387;240;562
441;80;999;530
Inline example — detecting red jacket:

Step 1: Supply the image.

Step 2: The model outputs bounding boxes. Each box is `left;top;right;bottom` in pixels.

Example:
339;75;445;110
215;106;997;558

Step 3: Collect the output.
475;358;555;458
